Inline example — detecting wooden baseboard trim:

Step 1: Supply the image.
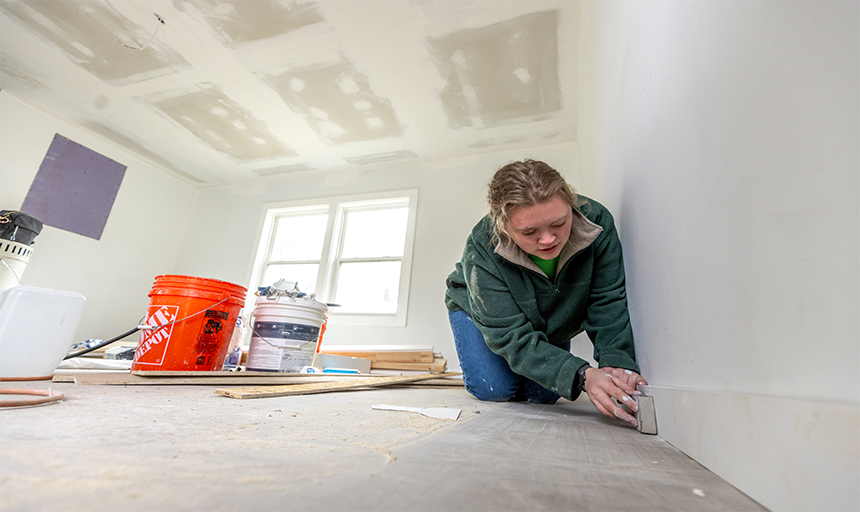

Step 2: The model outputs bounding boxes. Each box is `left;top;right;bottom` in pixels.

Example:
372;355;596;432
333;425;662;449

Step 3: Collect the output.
641;385;859;511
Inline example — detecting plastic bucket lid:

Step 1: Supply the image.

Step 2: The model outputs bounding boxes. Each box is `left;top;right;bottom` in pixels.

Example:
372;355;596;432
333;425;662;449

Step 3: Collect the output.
131;275;247;372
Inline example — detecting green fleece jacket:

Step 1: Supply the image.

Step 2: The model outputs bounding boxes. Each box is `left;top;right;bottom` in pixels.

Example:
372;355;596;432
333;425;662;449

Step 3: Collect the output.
444;197;639;401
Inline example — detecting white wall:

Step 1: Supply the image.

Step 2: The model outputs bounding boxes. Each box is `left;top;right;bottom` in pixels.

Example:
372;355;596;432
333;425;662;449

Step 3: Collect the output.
0;86;583;369
578;1;859;510
173;144;581;369
0;92;198;341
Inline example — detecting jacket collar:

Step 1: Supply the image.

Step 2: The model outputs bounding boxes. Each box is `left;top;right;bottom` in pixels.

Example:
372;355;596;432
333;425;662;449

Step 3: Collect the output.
494;205;604;275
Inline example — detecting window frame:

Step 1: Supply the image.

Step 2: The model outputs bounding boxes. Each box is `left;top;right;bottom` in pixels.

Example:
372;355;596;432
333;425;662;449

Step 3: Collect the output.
246;189;419;327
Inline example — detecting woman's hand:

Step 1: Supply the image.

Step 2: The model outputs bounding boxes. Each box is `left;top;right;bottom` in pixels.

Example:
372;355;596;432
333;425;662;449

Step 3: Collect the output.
602;366;648;389
583;367;647;428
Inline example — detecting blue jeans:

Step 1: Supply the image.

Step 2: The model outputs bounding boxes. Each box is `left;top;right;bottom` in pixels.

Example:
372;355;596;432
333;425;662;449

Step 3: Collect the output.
448;309;565;404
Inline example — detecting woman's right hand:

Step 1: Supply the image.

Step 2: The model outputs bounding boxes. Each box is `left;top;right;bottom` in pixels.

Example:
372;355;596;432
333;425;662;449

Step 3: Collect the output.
583;367;640;428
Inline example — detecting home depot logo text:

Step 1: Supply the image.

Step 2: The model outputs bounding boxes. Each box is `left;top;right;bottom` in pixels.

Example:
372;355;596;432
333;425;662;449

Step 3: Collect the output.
134;304;179;363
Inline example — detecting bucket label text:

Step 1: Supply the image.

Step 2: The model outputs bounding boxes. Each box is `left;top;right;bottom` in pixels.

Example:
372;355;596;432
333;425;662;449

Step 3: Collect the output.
205;310;229;320
194;312;226;356
252;321;320;342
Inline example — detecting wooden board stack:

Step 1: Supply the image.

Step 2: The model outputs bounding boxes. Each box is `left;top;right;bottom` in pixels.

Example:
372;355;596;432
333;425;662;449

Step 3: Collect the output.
318;345;447;373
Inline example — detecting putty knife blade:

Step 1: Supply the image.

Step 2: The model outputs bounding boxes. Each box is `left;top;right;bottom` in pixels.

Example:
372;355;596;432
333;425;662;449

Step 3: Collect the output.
633;395;657;435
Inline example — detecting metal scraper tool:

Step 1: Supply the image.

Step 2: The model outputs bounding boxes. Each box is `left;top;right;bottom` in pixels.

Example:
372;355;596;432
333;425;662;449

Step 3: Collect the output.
633;394;657;435
372;404;461;421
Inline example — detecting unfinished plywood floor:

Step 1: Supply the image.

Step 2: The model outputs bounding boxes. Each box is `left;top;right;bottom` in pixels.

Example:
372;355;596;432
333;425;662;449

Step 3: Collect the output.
0;380;765;511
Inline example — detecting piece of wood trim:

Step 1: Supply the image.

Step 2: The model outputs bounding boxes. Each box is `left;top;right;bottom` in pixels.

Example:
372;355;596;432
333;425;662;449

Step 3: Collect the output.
59;371;462;387
372;357;447;372
319;344;433;352
55;370;343;382
319;350;434;363
131;370;375;378
391;378;463;387
214;372;461;399
72;373;364;386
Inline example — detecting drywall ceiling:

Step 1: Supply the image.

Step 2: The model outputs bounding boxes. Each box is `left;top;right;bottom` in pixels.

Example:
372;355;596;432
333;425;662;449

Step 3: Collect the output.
0;0;580;187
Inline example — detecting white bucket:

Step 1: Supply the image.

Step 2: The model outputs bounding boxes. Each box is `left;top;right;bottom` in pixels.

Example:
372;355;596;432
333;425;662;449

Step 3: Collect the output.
246;295;327;372
0;241;32;292
0;285;86;380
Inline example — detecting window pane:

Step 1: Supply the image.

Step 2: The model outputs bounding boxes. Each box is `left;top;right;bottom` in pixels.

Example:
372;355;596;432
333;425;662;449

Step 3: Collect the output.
270;213;328;261
262;263;319;295
334;261;401;313
340;207;408;259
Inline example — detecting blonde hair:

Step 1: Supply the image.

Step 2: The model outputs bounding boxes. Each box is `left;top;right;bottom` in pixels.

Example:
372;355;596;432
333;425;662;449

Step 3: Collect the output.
487;159;579;248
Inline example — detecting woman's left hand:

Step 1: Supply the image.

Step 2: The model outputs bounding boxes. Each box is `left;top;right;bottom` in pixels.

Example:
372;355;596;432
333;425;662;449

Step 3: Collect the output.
583;367;639;427
601;367;648;390
582;367;648;428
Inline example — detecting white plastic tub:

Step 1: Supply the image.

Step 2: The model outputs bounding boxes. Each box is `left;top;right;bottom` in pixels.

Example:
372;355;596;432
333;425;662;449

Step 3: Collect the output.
0;286;86;380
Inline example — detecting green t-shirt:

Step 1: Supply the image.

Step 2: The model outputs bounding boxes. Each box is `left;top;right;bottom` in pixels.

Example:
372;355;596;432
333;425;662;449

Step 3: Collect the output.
529;254;559;278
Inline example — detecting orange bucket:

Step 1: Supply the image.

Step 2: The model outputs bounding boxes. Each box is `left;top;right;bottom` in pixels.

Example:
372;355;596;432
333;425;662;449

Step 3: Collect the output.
131;275;247;371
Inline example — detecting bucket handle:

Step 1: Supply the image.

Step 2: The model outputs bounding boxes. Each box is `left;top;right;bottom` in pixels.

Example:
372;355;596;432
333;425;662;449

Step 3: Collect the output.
246;313;317;350
138;296;230;332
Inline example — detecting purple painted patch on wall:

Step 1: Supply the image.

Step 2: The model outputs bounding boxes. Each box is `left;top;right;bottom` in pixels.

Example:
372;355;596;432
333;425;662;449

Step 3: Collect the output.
21;133;127;240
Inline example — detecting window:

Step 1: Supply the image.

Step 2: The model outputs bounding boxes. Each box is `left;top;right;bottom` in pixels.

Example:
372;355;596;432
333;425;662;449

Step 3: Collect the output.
248;190;418;327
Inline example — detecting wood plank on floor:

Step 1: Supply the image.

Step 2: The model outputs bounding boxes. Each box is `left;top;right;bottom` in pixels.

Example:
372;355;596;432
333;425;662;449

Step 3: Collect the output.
69;373;358;386
55;371;462;387
215;372;461;399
